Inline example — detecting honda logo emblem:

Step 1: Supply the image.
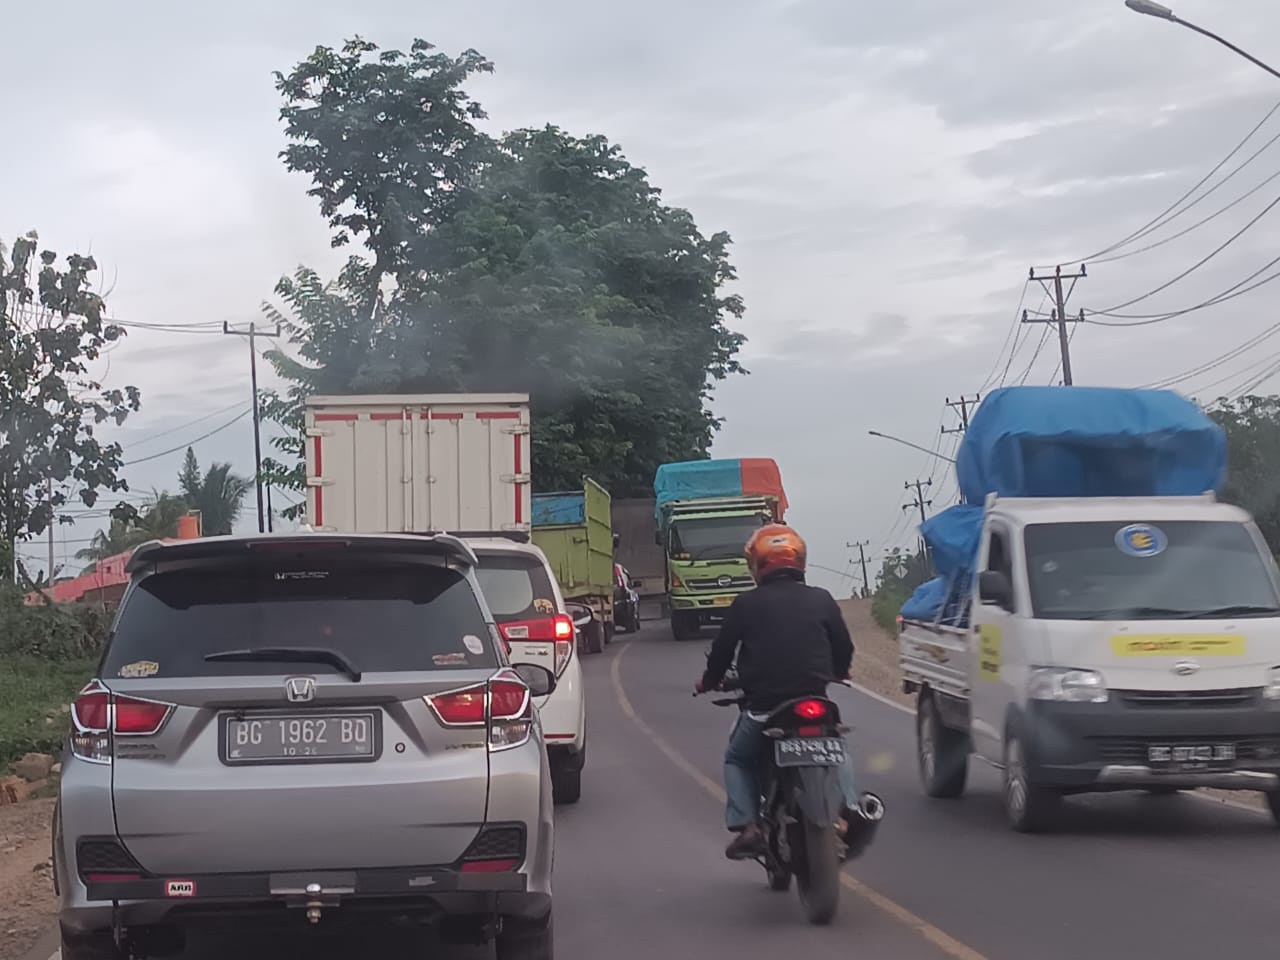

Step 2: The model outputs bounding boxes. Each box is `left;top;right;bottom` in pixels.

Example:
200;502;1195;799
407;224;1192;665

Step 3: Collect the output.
284;677;315;702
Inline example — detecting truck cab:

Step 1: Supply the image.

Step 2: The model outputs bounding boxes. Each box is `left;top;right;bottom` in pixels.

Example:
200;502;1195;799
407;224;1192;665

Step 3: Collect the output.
902;493;1280;831
659;498;773;641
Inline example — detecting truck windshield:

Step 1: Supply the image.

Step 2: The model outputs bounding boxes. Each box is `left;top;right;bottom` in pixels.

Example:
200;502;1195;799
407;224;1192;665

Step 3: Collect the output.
1023;520;1280;620
669;515;767;561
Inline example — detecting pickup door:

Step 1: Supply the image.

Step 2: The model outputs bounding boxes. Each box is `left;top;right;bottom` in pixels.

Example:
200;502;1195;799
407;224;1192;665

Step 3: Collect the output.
969;519;1021;761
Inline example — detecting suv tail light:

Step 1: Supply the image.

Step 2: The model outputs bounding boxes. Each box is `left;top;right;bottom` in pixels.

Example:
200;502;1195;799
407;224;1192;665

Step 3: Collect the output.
71;681;175;764
499;614;575;677
426;673;533;751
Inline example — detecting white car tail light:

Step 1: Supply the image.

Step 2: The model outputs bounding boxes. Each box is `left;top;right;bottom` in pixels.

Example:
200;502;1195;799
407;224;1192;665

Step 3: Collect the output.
70;681;175;764
499;614;575;677
426;673;533;751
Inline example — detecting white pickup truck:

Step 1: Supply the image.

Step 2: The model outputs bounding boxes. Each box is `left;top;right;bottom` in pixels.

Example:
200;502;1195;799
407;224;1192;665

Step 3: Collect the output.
900;491;1280;832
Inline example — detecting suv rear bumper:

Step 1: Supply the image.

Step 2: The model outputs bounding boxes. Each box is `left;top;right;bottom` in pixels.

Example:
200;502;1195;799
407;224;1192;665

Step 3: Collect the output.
62;865;549;936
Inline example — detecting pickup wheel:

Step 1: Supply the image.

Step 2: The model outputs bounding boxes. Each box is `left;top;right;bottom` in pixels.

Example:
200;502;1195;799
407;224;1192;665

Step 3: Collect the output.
496;910;554;960
1263;791;1280;827
582;620;605;655
916;693;968;799
59;927;123;960
1003;731;1060;833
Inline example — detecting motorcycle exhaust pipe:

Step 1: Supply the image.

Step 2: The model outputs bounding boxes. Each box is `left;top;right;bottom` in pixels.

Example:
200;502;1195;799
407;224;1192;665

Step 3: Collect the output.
841;791;885;861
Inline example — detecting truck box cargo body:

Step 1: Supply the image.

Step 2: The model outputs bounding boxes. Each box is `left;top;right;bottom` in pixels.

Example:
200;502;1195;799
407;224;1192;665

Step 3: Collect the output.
652;458;787;641
531;480;615;651
304;394;531;534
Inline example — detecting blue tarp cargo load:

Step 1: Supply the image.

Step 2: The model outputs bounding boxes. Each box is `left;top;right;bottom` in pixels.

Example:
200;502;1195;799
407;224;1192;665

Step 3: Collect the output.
900;386;1228;624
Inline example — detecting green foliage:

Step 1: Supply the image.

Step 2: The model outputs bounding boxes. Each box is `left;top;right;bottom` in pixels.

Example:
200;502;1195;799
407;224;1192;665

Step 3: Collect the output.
261;38;747;507
0;582;106;660
178;447;251;535
0;230;141;578
1208;395;1280;554
870;547;932;633
76;491;188;565
0;655;98;769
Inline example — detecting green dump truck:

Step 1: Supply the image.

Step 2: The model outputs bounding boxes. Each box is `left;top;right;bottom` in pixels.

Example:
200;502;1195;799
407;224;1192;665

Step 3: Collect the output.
653;458;788;642
532;478;616;653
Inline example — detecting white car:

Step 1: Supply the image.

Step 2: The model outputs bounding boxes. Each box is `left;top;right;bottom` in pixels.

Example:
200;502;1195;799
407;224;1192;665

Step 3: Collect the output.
468;535;587;804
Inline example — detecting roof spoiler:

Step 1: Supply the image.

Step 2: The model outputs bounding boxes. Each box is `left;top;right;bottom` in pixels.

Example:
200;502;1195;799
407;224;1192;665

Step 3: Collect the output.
126;532;479;572
439;530;532;544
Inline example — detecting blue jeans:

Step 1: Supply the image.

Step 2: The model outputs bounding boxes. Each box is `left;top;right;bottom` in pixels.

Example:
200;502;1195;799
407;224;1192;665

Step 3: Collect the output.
723;711;860;831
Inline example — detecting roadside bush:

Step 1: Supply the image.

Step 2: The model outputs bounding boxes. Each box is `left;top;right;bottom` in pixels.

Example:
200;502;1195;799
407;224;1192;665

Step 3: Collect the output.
0;584;106;660
871;582;911;634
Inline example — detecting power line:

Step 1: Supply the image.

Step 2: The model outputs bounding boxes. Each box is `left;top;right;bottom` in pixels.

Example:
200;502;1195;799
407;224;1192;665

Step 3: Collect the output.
1067;98;1280;264
122;399;249;450
1086;190;1280;316
122;408;252;466
977;280;1030;393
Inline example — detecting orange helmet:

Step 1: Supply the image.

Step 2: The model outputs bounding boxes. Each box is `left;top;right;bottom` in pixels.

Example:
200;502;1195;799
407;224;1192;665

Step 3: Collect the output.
744;524;807;580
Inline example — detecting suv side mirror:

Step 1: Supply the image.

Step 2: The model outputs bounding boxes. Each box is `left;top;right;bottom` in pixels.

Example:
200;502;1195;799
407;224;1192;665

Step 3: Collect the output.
511;663;557;698
978;570;1014;610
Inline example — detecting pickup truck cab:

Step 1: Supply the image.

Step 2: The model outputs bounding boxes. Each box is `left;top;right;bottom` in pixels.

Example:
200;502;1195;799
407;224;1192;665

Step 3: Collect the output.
901;492;1280;832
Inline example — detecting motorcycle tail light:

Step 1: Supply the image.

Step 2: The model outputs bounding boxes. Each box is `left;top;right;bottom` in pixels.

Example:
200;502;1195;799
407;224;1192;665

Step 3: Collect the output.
793;699;828;721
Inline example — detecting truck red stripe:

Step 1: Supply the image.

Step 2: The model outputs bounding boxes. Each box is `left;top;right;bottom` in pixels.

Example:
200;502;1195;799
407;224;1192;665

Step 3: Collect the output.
313;436;324;527
426;412;463;420
477;411;520;420
514;432;523;525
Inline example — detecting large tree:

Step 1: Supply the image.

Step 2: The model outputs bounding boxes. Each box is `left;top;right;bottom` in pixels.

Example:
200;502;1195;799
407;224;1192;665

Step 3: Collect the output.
261;38;746;507
76;492;188;568
0;230;140;580
1208;394;1280;553
178;447;251;535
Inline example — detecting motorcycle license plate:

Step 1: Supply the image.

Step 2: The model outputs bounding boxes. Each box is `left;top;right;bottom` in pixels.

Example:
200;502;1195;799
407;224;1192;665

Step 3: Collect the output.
774;737;846;768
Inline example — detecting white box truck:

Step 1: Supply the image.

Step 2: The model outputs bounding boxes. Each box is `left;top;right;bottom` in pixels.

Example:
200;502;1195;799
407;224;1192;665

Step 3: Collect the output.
304;393;531;534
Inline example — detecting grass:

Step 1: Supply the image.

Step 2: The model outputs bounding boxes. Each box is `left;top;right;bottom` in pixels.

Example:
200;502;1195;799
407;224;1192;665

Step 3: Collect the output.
0;656;97;771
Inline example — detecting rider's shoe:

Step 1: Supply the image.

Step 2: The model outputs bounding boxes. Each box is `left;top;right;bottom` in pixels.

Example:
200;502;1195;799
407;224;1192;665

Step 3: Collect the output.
725;822;765;860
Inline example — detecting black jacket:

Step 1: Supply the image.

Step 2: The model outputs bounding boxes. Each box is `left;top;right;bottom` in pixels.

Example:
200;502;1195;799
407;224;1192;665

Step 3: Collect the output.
700;569;855;712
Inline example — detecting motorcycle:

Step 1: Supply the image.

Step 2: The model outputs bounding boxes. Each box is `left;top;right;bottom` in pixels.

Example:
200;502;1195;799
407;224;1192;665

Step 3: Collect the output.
699;664;885;925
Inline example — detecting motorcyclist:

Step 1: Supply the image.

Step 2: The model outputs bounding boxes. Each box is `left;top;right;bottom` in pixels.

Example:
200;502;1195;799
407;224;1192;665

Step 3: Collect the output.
695;523;859;860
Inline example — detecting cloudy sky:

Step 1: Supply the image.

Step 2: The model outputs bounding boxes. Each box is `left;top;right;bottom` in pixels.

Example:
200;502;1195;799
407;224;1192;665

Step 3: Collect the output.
5;0;1280;590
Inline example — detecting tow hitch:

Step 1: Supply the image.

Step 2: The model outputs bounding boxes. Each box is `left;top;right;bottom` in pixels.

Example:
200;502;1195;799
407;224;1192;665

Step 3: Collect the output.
270;873;355;924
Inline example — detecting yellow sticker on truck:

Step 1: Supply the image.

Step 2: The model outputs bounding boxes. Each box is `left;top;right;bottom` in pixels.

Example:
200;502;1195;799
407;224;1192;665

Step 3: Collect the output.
1109;634;1244;656
978;625;1002;680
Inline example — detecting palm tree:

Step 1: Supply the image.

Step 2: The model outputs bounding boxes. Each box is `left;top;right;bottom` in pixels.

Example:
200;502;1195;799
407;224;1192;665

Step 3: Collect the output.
178;448;252;536
76;491;190;568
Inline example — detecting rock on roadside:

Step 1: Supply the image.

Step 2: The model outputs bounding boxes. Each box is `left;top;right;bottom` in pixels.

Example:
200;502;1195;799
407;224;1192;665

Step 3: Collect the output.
12;754;56;783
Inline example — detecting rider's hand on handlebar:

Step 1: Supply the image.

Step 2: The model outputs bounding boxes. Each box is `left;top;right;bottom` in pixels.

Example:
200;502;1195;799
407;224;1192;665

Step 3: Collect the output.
693;679;708;695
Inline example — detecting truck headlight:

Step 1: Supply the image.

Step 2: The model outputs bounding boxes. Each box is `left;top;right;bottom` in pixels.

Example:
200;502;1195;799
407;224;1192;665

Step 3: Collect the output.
1028;667;1109;703
1264;666;1280;701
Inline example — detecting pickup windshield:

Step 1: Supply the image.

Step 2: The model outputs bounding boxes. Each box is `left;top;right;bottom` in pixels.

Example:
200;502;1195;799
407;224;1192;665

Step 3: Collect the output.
669;514;769;561
1024;520;1280;621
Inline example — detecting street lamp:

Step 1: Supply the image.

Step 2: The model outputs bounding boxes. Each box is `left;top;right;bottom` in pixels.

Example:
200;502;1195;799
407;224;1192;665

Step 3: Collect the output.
1124;1;1280;83
867;430;958;464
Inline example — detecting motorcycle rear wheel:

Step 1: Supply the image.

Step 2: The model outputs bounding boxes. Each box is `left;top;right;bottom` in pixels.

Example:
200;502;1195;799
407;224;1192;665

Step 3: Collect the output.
794;820;839;925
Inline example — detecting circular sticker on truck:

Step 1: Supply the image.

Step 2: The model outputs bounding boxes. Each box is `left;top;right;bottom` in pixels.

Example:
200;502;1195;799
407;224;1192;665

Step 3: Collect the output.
1115;523;1167;558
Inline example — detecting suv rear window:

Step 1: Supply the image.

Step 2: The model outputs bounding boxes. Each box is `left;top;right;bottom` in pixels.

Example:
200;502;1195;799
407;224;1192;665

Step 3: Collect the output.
474;553;559;623
103;558;499;679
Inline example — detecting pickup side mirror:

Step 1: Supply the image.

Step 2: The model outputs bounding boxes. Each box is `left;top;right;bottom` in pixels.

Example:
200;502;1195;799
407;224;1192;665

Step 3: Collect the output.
613;533;620;550
510;663;556;698
978;570;1014;610
630;578;641;589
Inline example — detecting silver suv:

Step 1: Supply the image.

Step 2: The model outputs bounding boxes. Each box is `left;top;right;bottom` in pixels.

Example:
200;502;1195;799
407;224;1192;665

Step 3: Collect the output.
52;533;556;959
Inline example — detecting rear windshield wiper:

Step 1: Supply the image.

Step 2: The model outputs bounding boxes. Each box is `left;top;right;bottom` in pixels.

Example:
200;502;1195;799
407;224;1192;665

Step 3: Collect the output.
204;647;362;682
1173;605;1280;620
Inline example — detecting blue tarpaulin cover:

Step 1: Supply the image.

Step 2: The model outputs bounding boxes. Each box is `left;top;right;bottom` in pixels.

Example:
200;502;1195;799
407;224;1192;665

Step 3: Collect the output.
532;493;586;527
654;460;743;511
956;386;1225;505
901;386;1227;624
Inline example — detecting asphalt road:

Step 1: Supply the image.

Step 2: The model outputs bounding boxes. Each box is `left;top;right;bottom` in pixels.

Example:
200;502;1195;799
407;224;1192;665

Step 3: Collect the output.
28;617;1280;958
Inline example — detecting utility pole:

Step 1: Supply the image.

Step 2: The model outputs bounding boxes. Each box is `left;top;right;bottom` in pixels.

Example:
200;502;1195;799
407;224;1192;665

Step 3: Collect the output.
223;321;282;533
846;540;872;598
903;478;933;560
47;477;55;584
1024;265;1086;386
942;394;980;435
